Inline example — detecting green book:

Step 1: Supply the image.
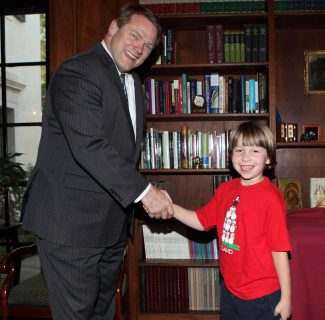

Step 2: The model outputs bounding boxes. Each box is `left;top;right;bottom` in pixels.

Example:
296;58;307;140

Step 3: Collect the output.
229;32;236;63
224;31;230;63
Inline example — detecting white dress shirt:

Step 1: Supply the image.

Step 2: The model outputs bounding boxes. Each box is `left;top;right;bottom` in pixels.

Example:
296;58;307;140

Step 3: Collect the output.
101;41;151;202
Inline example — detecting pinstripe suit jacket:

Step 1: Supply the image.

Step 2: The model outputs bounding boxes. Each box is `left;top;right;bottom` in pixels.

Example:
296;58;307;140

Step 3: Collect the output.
22;43;148;247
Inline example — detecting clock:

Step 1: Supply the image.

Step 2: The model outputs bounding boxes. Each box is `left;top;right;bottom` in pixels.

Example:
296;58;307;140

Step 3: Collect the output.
192;95;206;113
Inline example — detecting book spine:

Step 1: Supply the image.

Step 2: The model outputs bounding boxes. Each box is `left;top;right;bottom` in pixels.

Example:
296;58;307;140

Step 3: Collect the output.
204;74;211;113
224;31;230;63
182;73;188;114
215;24;224;63
166;28;174;64
206;25;216;63
210;73;220;113
258;23;267;62
181;125;189;169
251;24;259;62
244;24;252;62
249;79;256;113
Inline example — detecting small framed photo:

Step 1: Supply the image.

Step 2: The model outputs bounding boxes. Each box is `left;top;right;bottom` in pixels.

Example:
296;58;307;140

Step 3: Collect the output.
304;50;325;95
302;124;321;141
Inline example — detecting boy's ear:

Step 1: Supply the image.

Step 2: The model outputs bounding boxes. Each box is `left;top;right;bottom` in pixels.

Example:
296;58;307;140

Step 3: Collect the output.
266;157;271;165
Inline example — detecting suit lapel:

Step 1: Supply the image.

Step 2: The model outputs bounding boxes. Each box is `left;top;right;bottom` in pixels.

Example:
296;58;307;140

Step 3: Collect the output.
133;73;145;161
95;44;145;163
95;44;136;146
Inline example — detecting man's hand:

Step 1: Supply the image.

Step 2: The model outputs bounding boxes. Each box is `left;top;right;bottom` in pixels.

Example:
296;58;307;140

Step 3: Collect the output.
141;186;174;219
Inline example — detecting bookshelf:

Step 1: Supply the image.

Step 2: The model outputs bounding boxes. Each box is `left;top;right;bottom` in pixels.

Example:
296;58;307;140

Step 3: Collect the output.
129;2;274;320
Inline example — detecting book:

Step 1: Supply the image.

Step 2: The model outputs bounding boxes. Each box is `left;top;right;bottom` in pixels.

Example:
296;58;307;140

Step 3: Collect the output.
210;73;220;113
215;24;224;63
244;24;252;62
276;122;287;143
310;178;325;208
277;178;303;210
251;24;259;62
206;25;216;63
258;23;268;62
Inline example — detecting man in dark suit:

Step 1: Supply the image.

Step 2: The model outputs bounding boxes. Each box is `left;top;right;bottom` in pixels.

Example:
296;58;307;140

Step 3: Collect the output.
22;4;173;319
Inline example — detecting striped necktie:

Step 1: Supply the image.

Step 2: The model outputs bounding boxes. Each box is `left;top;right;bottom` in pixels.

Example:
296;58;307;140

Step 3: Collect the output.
120;73;128;101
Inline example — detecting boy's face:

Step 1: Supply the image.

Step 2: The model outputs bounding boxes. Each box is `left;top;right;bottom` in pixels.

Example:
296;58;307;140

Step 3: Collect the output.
231;136;270;186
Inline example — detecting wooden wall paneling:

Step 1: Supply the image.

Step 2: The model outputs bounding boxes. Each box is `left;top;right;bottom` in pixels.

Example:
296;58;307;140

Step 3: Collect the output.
76;0;104;53
49;0;77;76
275;16;325;209
48;0;127;75
275;22;325;141
276;148;325;207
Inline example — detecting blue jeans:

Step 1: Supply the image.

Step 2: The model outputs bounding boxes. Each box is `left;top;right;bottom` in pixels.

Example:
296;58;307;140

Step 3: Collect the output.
220;279;281;320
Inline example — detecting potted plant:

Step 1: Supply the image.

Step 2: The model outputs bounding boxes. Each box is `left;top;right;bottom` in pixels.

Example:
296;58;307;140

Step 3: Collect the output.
0;153;27;225
0;153;27;194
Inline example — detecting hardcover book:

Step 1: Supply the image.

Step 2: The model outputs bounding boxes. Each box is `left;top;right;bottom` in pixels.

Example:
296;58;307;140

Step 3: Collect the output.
206;25;216;63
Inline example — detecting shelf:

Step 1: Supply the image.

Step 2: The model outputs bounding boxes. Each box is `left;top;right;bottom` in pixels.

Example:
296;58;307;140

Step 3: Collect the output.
140;168;231;175
146;113;269;122
140;259;219;267
157;13;268;30
277;141;325;148
145;62;269;76
138;311;220;320
275;11;325;27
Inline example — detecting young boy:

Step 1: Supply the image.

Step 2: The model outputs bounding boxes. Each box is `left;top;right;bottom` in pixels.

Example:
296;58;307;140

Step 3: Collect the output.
163;121;292;320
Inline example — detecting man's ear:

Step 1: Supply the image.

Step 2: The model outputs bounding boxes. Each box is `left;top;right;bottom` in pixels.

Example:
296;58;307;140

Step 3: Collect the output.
108;19;118;37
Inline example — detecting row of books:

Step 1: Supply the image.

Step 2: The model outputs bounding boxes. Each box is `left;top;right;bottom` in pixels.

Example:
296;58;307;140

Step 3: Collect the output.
140;266;221;312
207;24;267;64
142;223;218;259
139;0;266;15
145;72;268;115
275;0;325;11
141;128;231;170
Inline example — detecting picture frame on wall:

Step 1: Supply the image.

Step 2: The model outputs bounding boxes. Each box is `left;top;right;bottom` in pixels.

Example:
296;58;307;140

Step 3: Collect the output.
310;178;325;208
304;50;325;95
302;124;321;141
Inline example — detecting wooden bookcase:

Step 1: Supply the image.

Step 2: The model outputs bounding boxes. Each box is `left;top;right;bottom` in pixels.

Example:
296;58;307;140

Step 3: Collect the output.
128;3;275;320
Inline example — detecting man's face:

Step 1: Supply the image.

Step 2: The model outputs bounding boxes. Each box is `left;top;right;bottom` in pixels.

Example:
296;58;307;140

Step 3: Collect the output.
107;14;157;72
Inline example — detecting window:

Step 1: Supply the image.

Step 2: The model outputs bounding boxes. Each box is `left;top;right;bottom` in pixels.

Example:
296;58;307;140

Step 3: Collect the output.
0;0;48;233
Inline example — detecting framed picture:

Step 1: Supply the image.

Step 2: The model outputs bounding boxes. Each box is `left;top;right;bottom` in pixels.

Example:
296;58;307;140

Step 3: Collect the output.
304;50;325;95
302;124;321;141
310;178;325;208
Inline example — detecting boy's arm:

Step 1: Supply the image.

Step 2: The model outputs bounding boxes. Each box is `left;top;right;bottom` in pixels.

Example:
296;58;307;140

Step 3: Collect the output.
272;251;292;320
173;204;205;231
160;190;204;231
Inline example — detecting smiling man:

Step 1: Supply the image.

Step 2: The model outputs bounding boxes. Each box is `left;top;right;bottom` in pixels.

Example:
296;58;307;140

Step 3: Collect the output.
22;4;173;320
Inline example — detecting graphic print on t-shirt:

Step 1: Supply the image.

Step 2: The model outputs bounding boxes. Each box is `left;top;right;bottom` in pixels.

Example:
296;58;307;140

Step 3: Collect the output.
221;195;240;252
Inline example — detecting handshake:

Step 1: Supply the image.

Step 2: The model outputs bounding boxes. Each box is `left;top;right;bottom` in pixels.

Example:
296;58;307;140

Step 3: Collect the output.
141;185;174;219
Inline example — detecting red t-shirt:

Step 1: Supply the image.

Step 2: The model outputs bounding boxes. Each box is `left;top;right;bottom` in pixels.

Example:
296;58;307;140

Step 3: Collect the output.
196;177;292;300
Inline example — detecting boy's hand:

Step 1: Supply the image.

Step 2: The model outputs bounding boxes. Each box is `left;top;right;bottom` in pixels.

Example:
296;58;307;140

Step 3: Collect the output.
160;189;172;203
